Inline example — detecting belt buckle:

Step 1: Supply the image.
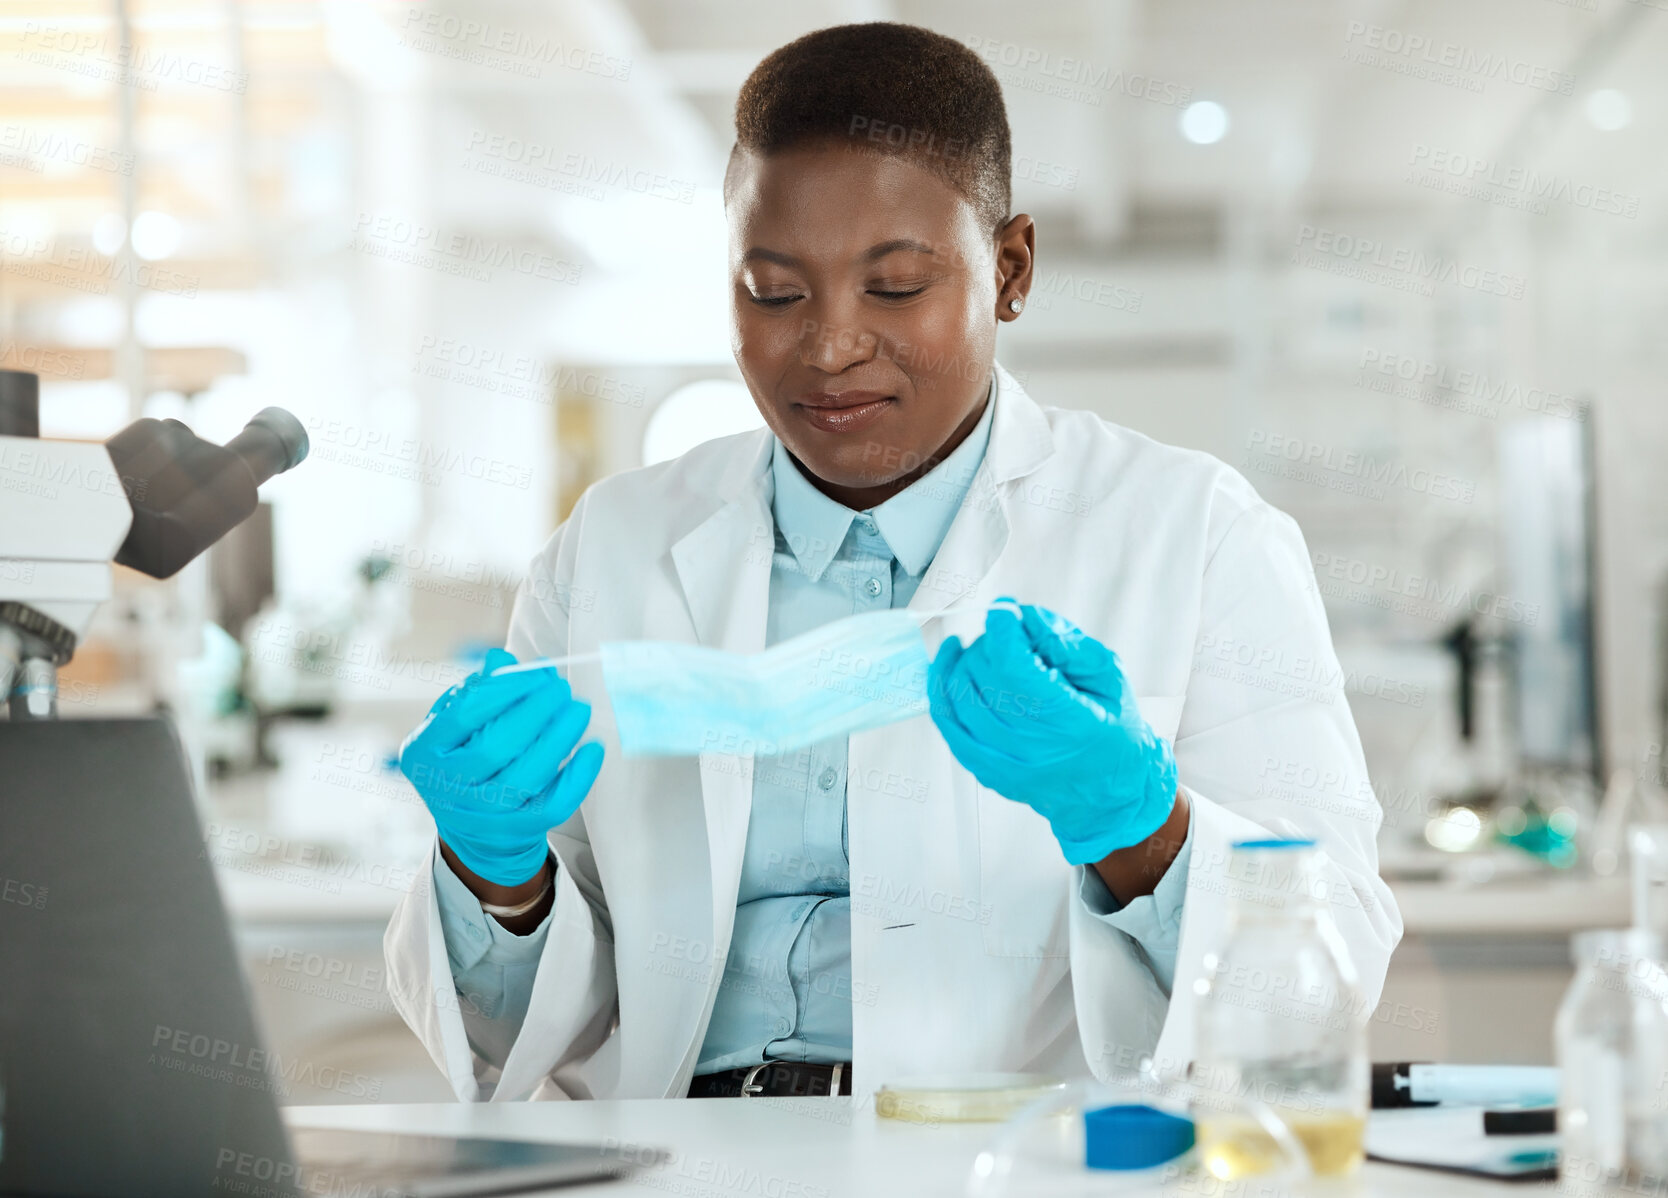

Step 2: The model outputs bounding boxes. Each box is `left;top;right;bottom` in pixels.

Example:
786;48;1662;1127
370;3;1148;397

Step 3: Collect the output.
739;1063;768;1097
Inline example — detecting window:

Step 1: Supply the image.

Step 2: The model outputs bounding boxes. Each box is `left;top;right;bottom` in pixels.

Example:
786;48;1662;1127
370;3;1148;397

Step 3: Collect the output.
641;379;764;465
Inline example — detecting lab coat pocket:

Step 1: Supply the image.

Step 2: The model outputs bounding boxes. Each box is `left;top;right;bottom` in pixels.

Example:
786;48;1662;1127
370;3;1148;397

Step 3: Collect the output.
976;695;1185;959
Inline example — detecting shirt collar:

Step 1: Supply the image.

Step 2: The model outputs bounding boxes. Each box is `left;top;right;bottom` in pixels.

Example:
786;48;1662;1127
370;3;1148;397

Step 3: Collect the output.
769;375;996;582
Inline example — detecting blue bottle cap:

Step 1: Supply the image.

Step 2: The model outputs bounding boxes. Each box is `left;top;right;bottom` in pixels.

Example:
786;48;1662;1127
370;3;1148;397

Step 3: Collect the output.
1084;1104;1196;1171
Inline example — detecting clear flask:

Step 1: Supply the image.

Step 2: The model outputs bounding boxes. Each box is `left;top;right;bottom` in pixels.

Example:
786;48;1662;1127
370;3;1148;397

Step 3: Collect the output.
1191;838;1369;1178
1556;929;1668;1195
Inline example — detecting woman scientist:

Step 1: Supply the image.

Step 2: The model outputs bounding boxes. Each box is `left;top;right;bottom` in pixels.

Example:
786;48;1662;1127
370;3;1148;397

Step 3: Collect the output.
385;22;1400;1103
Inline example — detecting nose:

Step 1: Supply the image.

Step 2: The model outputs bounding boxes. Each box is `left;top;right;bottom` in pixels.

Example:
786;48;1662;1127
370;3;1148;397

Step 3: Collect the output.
797;300;878;374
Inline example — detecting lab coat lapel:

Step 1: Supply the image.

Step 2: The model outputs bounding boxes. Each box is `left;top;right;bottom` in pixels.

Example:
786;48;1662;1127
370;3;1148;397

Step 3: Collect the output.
658;433;774;1092
669;481;773;895
908;362;1055;620
669;432;775;657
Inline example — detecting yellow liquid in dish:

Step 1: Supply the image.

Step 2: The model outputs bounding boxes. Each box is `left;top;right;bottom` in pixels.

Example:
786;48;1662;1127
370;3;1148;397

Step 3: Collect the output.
1196;1111;1367;1179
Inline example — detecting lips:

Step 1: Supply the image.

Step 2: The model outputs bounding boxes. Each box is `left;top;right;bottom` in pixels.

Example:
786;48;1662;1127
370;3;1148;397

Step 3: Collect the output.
794;391;895;434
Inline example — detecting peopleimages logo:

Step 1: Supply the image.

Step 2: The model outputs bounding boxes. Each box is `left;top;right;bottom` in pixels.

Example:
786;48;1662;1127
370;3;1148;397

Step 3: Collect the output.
0;339;84;379
1408;144;1640;220
1244;430;1477;505
1293;225;1527;299
1342;21;1575;95
412;335;646;407
397;8;632;81
304;416;533;491
960;35;1194;108
1311;550;1542;627
0;228;200;298
0;123;134;174
18;22;250;93
150;1024;382;1100
461;132;696;204
352;212;584;286
1356;348;1585;422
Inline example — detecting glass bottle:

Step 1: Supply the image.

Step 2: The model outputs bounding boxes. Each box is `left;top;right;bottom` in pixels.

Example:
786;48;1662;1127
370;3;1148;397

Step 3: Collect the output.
1556;929;1668;1195
1191;838;1369;1179
1629;827;1668;937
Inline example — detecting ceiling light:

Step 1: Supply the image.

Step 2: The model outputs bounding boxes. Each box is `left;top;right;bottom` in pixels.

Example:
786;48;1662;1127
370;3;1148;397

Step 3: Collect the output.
1585;89;1632;132
131;211;181;260
1180;100;1230;145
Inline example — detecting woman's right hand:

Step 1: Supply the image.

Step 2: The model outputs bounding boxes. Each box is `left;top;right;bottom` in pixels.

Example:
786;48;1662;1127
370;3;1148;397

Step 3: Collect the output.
399;648;604;887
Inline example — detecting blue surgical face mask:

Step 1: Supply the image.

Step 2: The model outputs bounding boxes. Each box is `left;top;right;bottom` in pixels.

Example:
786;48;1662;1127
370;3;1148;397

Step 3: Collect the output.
500;608;938;756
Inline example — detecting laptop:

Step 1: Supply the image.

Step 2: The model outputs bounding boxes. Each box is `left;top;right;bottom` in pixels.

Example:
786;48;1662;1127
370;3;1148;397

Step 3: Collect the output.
0;717;662;1197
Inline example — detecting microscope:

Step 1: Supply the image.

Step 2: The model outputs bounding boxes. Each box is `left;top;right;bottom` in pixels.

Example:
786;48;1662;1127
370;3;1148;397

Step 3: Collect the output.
0;367;307;719
0;368;313;1193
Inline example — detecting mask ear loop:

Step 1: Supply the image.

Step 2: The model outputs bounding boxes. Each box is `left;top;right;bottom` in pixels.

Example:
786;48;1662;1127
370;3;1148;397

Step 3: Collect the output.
490;651;601;677
401;650;604;749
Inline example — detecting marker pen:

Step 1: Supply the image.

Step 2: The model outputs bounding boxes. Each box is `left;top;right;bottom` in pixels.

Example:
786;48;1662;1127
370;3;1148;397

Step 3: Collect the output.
1371;1063;1559;1109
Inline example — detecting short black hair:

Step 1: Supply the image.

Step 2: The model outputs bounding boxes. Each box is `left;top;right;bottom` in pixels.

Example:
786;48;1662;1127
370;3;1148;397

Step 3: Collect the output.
729;22;1012;235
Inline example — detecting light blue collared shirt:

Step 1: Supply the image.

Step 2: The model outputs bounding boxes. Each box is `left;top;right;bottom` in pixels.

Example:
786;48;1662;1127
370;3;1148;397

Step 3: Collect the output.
431;375;1192;1071
695;384;998;1071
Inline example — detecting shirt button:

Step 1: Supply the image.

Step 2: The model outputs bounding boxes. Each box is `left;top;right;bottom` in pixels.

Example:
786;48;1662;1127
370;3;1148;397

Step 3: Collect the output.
818;767;838;790
468;924;485;941
864;577;882;597
776;1018;792;1035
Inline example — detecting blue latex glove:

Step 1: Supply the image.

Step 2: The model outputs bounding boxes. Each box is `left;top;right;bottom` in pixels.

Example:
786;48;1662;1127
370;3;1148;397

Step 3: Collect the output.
399;648;604;886
928;599;1178;865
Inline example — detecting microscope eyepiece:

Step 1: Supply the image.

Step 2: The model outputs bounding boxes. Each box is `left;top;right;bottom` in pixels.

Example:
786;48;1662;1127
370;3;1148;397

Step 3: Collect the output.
225;407;309;487
107;405;310;579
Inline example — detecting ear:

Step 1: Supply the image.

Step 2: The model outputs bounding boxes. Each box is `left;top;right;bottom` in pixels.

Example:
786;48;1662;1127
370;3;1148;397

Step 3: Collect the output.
994;213;1035;322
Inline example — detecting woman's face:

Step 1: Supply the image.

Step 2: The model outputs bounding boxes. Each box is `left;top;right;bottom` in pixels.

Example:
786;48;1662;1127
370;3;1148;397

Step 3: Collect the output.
726;140;1032;509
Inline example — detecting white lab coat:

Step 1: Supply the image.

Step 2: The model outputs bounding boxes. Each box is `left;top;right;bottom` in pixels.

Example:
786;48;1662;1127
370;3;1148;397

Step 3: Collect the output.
384;363;1402;1102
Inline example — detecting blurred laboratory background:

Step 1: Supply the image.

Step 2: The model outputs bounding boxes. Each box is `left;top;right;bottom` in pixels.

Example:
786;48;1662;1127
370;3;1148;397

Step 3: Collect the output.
5;0;1667;1100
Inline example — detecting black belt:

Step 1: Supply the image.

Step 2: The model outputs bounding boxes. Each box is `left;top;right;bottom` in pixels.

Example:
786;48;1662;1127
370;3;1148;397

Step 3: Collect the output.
688;1061;853;1098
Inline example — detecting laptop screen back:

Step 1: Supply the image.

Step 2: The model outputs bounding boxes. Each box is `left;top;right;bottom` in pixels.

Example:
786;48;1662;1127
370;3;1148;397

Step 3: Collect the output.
0;718;297;1197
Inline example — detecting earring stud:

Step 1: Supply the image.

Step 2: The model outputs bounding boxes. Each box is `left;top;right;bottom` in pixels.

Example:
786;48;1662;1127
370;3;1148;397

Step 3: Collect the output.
1008;296;1024;313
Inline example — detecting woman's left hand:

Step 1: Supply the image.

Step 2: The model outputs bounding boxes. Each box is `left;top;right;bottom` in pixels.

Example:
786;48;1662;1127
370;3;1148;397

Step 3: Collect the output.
927;598;1178;866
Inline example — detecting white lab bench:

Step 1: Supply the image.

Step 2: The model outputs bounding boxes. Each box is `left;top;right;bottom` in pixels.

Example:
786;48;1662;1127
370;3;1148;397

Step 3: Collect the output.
1372;873;1629;1065
283;1098;1523;1197
1391;874;1630;937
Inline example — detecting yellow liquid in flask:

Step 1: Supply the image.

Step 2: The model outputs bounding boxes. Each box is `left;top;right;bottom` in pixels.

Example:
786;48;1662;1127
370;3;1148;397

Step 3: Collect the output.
1196;1110;1366;1179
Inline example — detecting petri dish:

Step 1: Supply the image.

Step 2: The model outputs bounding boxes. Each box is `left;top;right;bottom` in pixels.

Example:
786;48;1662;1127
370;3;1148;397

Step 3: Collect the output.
876;1073;1070;1123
